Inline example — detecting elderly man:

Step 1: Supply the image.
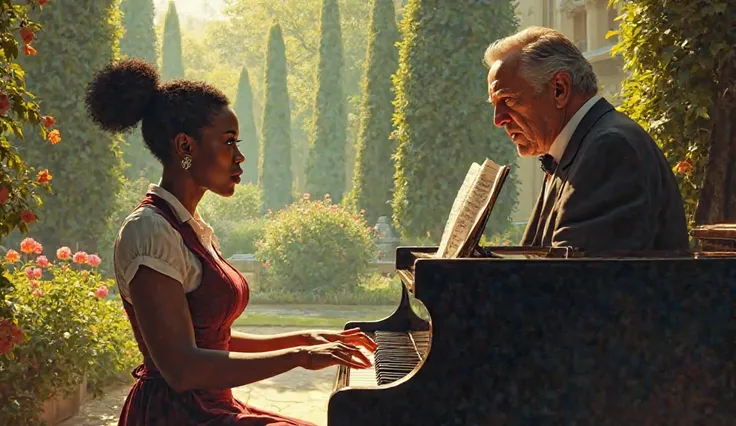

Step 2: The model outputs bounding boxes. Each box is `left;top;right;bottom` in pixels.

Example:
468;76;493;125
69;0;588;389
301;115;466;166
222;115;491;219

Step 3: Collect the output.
485;27;689;253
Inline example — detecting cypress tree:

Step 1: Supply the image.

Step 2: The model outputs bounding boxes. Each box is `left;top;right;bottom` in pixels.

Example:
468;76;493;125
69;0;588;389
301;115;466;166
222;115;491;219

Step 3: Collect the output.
349;0;399;225
234;67;259;185
120;0;160;181
305;0;348;203
161;1;184;81
392;0;519;241
259;23;293;213
19;0;124;251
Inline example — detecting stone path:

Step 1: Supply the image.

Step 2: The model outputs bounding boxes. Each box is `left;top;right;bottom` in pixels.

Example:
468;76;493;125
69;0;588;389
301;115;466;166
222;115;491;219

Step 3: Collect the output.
59;327;340;426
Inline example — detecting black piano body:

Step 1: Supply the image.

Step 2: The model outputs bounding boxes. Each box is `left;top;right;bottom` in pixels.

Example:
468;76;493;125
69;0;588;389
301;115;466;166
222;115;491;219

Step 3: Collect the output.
328;245;736;426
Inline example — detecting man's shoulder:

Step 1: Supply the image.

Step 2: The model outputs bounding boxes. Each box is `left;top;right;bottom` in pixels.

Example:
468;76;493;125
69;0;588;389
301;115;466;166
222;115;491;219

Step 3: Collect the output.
579;106;659;163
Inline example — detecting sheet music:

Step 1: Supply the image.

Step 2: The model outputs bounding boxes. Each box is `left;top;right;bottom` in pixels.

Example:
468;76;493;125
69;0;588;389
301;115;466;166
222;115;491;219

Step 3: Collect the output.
436;159;505;259
436;162;481;258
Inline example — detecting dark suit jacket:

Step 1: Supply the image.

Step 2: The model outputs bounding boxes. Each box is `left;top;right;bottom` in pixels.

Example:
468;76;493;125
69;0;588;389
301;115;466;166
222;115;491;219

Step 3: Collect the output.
520;98;689;254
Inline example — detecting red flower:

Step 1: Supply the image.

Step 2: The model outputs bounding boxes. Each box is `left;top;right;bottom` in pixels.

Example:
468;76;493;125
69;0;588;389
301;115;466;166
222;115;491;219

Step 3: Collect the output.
0;186;8;204
19;27;35;45
43;116;55;128
0;93;10;115
675;160;693;176
20;210;36;224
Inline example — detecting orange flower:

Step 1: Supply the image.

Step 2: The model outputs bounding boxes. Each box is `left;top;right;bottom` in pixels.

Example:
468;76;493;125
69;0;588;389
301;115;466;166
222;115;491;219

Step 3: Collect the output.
38;0;49;5
0;186;8;205
23;45;36;56
72;251;88;264
19;27;35;45
56;246;71;260
43;116;55;128
20;210;36;224
0;93;10;115
4;249;20;263
19;237;40;254
675;160;693;175
36;169;52;184
48;129;61;144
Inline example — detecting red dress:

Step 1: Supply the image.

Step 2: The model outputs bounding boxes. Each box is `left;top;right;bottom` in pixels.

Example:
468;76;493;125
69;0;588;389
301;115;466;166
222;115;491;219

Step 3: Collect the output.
118;194;315;426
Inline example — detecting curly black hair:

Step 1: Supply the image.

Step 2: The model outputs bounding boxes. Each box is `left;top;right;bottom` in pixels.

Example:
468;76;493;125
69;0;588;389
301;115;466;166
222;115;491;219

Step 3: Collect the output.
84;58;230;164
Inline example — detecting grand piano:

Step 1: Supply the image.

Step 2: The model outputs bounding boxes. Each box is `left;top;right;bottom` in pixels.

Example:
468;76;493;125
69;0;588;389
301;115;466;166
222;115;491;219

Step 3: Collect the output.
327;225;736;425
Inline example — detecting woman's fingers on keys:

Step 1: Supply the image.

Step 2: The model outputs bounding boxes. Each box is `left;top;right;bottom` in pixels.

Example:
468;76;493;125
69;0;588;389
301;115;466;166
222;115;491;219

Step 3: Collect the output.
343;333;377;351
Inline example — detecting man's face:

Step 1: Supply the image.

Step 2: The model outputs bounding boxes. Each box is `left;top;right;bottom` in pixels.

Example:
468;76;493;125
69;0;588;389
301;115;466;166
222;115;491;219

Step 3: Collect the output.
487;54;559;157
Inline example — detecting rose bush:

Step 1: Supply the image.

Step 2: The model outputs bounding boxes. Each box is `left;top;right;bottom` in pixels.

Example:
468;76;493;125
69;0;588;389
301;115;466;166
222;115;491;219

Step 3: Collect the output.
256;193;377;294
0;237;138;425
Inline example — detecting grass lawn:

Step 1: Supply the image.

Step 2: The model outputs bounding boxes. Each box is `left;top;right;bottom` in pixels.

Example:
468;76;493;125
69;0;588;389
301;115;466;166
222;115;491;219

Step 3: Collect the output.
233;304;396;328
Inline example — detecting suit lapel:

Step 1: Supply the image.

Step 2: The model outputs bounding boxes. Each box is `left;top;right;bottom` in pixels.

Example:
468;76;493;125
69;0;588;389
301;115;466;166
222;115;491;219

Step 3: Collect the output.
558;98;614;173
535;98;614;245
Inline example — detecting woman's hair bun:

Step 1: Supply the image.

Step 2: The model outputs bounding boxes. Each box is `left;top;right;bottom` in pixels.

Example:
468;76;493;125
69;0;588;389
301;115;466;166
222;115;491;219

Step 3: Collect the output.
85;58;160;133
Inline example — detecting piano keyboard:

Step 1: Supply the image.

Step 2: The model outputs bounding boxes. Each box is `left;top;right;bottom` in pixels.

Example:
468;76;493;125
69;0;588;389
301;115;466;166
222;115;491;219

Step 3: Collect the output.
335;330;431;390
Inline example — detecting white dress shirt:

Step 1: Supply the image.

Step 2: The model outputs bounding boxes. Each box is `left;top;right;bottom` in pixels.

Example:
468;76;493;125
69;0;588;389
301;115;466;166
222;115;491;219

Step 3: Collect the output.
545;95;602;198
113;184;219;303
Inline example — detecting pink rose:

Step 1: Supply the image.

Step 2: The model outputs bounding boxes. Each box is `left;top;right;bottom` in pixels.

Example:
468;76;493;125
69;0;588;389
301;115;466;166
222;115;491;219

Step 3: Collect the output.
36;255;49;268
86;254;101;268
94;286;108;299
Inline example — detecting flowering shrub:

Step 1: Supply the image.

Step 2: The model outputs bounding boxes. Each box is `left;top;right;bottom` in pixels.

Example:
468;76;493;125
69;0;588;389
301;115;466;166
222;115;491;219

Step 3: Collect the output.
0;237;138;425
256;193;377;293
0;0;60;241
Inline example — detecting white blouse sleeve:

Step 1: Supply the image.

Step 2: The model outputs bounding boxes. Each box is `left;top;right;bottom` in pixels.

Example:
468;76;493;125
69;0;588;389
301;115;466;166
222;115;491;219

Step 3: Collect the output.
114;209;190;295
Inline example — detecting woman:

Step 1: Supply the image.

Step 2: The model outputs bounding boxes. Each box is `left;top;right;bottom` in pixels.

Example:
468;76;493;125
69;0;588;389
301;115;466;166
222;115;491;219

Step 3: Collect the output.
84;59;376;426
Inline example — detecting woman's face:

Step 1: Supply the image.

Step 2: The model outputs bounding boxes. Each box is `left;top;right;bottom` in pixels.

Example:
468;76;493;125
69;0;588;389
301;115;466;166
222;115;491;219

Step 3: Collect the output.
187;106;245;197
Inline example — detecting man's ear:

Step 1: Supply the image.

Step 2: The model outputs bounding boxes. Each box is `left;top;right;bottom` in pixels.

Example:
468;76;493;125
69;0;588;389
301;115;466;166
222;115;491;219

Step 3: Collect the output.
552;72;573;109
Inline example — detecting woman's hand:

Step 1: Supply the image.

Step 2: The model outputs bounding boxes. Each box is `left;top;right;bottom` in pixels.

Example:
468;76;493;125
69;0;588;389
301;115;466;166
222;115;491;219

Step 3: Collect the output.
305;328;377;353
300;341;373;371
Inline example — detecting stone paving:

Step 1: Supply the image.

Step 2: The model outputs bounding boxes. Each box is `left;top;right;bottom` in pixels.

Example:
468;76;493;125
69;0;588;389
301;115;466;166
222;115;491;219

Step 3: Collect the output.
59;327;340;426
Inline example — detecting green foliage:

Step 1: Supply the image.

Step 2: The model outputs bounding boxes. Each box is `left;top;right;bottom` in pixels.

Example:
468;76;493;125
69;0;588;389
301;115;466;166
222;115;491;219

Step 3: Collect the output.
259;24;294;213
219;218;267;258
611;0;736;225
347;0;399;225
120;0;161;182
199;183;261;231
305;0;348;203
0;1;54;245
391;0;519;241
16;0;125;253
215;0;373;194
1;239;138;425
256;194;376;293
161;1;184;81
234;67;259;184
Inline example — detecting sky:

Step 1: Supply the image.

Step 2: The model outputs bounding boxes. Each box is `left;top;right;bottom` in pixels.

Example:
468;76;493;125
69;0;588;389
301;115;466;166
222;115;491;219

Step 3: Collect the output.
153;0;227;22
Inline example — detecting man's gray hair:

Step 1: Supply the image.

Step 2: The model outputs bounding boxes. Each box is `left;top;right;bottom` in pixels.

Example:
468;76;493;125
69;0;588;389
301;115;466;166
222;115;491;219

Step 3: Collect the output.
483;26;598;95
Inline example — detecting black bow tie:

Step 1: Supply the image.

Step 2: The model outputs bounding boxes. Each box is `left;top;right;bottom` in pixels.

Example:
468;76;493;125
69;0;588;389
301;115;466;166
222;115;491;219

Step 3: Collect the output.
539;154;558;175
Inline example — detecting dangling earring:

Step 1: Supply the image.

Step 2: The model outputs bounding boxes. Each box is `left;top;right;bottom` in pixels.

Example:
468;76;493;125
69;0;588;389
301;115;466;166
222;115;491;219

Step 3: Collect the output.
181;155;192;170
